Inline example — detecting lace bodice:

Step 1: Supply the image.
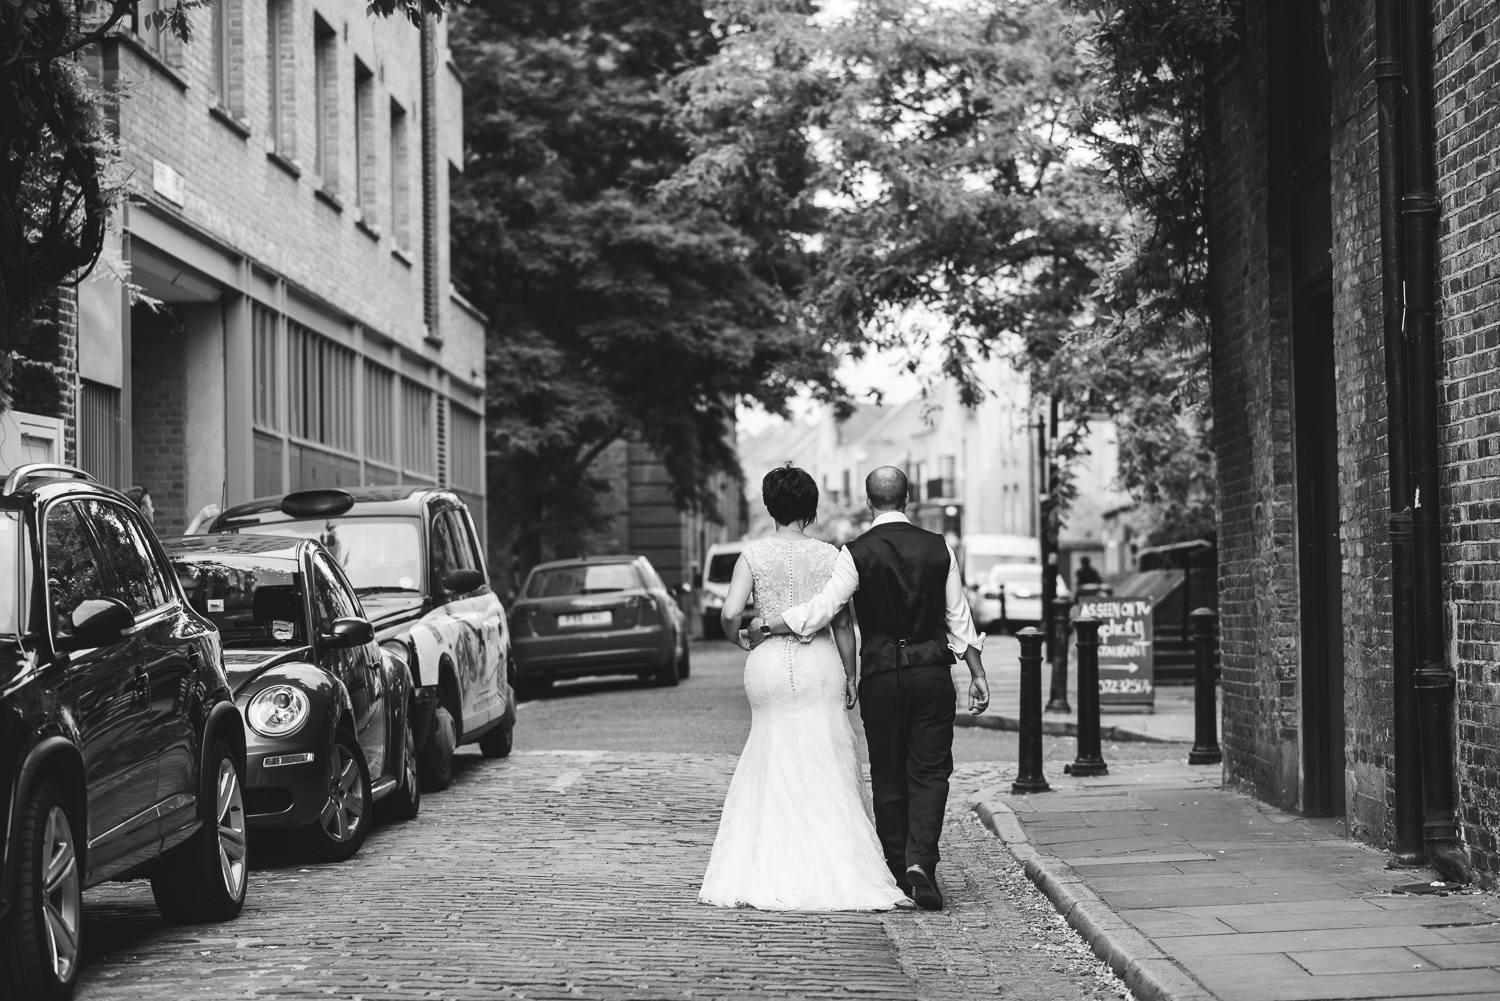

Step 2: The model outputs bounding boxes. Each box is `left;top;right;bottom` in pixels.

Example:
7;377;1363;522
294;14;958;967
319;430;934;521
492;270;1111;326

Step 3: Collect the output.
742;536;840;621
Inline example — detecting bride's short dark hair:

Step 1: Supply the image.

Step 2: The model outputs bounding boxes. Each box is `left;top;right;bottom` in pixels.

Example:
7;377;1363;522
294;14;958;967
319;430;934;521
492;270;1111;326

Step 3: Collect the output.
763;463;818;526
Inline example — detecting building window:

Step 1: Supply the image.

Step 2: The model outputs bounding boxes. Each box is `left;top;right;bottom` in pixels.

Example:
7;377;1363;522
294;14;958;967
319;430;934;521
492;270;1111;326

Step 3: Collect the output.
252;305;279;430
363;363;395;466
389;100;410;250
267;0;295;157
133;0;184;66
450;406;482;493
401;379;434;478
313;16;339;192
79;381;122;488
354;60;377;224
288;323;356;453
210;0;244;115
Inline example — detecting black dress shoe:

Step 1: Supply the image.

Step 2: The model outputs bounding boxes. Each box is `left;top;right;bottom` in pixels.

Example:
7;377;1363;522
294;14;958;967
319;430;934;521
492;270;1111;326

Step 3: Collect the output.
905;865;942;910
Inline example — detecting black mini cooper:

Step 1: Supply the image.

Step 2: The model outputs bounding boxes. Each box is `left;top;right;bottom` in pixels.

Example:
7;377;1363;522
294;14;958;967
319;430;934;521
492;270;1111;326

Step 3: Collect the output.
0;465;247;1001
161;534;421;863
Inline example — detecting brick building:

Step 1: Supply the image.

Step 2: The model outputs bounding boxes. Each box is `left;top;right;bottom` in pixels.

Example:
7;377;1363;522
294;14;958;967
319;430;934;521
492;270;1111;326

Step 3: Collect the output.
1208;0;1498;881
68;0;484;536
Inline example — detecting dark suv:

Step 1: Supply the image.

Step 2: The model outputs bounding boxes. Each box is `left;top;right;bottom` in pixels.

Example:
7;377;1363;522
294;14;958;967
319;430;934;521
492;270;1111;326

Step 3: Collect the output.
0;465;247;1001
211;487;514;791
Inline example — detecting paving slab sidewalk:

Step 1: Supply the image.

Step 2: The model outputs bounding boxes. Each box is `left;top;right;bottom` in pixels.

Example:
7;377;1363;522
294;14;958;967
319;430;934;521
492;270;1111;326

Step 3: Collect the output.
973;761;1500;1001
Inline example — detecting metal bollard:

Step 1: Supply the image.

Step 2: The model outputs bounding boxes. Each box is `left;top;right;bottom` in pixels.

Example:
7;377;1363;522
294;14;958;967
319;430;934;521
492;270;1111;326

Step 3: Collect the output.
1013;627;1052;794
1046;595;1072;713
1070;616;1108;776
1189;608;1223;765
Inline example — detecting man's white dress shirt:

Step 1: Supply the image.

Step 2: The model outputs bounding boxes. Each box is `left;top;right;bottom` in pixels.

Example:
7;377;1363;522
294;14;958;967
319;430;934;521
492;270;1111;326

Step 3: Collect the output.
780;512;981;655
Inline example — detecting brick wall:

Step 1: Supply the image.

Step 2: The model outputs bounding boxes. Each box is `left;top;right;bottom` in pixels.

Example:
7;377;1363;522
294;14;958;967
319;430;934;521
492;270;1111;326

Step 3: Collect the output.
11;288;80;464
1210;0;1500;878
130;309;187;537
1433;0;1500;882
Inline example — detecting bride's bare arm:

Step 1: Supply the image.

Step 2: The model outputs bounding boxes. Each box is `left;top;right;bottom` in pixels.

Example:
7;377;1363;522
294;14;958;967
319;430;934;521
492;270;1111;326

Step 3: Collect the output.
720;555;754;649
832;606;859;708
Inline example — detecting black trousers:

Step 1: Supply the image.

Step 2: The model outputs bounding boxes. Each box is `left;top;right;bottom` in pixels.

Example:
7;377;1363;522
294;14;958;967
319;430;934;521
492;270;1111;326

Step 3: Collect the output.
858;665;956;875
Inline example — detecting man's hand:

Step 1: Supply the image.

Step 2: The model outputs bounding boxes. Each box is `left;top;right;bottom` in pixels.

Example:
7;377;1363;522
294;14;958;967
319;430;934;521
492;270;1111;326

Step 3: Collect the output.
844;675;859;711
746;617;767;649
968;674;991;716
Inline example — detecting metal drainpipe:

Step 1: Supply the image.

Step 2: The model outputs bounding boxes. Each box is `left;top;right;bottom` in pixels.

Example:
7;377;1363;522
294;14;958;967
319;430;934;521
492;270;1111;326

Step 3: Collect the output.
1373;0;1425;865
419;14;441;344
1398;0;1471;883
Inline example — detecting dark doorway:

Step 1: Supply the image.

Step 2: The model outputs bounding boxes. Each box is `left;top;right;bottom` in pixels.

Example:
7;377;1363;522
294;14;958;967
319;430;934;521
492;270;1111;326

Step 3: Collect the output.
1274;0;1345;816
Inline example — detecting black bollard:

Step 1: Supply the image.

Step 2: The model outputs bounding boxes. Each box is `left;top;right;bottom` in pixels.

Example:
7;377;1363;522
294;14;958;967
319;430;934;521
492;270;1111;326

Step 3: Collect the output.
1013;627;1051;794
1046;595;1072;713
1070;616;1108;776
1189;608;1223;765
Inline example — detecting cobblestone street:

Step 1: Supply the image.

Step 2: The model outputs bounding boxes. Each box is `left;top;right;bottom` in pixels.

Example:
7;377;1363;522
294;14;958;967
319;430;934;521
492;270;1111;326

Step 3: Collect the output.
75;640;1141;1000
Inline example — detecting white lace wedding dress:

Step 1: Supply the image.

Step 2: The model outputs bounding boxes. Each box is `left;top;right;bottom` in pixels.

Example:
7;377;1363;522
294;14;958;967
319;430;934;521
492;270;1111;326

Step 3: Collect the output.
698;536;907;911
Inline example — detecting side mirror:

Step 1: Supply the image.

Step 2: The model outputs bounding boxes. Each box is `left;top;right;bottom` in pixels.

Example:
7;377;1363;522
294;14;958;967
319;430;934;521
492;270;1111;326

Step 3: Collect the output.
442;568;486;595
63;598;134;650
321;616;374;649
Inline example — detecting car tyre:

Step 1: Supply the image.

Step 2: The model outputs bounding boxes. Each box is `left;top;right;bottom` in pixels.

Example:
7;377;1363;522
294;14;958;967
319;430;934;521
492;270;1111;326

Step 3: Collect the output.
382;718;422;821
678;638;691;679
297;729;372;862
418;702;456;792
655;649;681;687
479;719;513;758
0;781;82;1001
701;614;722;639
151;740;249;922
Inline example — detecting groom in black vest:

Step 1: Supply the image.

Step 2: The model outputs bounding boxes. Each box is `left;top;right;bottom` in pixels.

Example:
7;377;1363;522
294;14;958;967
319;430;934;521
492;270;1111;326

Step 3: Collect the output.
751;466;990;910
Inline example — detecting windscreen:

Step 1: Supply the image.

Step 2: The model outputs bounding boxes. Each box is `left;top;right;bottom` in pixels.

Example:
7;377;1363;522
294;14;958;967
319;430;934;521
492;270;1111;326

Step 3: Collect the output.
706;553;739;583
0;512;20;635
528;563;641;598
986;564;1043;586
227;517;423;594
170;554;307;647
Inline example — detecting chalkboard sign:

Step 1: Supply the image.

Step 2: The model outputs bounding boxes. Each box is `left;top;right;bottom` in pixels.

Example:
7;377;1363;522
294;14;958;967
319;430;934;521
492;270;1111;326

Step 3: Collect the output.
1076;597;1154;709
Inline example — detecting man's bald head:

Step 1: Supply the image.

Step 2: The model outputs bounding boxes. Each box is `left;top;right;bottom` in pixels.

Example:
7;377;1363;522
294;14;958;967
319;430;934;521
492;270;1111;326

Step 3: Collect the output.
865;466;909;513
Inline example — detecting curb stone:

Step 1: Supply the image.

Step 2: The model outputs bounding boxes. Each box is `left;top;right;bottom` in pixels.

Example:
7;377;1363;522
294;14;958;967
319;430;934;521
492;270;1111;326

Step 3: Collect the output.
954;713;1180;744
972;799;1217;1001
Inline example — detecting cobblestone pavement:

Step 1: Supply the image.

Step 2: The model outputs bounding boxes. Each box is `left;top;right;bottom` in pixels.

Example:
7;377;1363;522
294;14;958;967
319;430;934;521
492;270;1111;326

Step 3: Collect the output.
75;640;1143;1000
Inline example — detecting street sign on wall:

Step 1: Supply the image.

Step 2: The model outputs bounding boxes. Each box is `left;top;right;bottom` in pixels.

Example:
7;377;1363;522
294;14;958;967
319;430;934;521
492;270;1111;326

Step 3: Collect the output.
1076;596;1155;709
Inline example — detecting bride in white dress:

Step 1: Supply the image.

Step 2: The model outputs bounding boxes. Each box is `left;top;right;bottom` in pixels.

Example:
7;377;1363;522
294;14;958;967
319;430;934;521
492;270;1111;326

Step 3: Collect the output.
699;466;908;911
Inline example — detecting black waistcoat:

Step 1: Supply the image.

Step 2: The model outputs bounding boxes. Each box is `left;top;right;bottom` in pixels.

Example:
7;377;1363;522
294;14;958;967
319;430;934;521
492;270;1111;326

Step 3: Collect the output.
845;520;954;675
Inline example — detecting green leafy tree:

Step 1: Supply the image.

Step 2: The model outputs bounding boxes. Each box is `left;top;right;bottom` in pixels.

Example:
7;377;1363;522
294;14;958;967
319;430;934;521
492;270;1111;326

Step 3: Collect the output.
450;0;840;569
0;0;441;412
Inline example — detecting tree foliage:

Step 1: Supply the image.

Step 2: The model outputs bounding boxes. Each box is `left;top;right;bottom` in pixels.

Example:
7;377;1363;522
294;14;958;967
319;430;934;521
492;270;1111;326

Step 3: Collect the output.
450;0;841;567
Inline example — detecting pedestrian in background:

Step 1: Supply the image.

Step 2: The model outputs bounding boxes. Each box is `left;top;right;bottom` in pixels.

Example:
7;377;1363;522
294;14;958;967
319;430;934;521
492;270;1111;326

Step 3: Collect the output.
126;485;155;527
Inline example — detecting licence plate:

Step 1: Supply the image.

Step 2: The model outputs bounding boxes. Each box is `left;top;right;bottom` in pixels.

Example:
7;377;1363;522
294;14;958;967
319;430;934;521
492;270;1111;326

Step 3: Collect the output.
557;611;612;628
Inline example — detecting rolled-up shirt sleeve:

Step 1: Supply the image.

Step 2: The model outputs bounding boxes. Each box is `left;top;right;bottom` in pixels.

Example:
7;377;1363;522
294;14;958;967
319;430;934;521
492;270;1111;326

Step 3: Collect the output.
945;545;981;655
781;547;860;637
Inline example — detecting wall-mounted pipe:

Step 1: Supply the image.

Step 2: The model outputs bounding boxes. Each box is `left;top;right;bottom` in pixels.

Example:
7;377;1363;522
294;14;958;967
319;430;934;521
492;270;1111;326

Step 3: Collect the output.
1372;0;1424;865
1398;0;1470;884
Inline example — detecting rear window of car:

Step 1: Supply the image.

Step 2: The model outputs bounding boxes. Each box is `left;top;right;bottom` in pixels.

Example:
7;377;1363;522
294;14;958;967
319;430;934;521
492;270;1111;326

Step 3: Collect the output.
527;563;641;598
986;564;1043;585
169;554;308;647
224;517;423;595
706;552;739;583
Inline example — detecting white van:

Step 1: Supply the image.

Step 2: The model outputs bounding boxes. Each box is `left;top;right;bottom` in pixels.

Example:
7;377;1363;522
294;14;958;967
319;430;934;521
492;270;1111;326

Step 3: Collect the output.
961;534;1053;631
699;540;753;638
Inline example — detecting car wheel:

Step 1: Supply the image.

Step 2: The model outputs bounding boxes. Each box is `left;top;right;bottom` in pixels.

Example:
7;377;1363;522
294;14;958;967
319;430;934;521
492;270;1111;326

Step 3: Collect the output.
701;614;722;639
0;781;82;1001
418;703;456;792
479;719;513;758
298;730;372;863
655;648;680;687
382;717;421;821
151;741;249;922
678;638;691;679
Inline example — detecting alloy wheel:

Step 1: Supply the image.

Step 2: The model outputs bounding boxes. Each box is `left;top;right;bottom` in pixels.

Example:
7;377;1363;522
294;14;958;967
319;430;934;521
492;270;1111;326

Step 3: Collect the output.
319;744;365;842
216;759;248;898
41;805;81;983
403;723;418;796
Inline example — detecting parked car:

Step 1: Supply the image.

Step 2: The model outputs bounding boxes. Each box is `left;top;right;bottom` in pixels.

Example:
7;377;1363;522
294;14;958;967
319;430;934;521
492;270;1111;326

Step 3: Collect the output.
209;487;513;791
511;555;689;693
162;534;421;862
971;562;1069;632
698;540;755;638
0;465;247;1001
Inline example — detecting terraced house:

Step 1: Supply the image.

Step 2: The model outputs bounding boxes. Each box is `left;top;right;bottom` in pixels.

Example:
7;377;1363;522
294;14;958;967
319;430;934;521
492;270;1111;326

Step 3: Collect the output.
60;0;485;536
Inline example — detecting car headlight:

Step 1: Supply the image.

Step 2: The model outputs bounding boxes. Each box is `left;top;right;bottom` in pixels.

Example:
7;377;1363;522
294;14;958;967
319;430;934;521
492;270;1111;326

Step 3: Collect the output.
247;685;311;738
704;594;724;608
